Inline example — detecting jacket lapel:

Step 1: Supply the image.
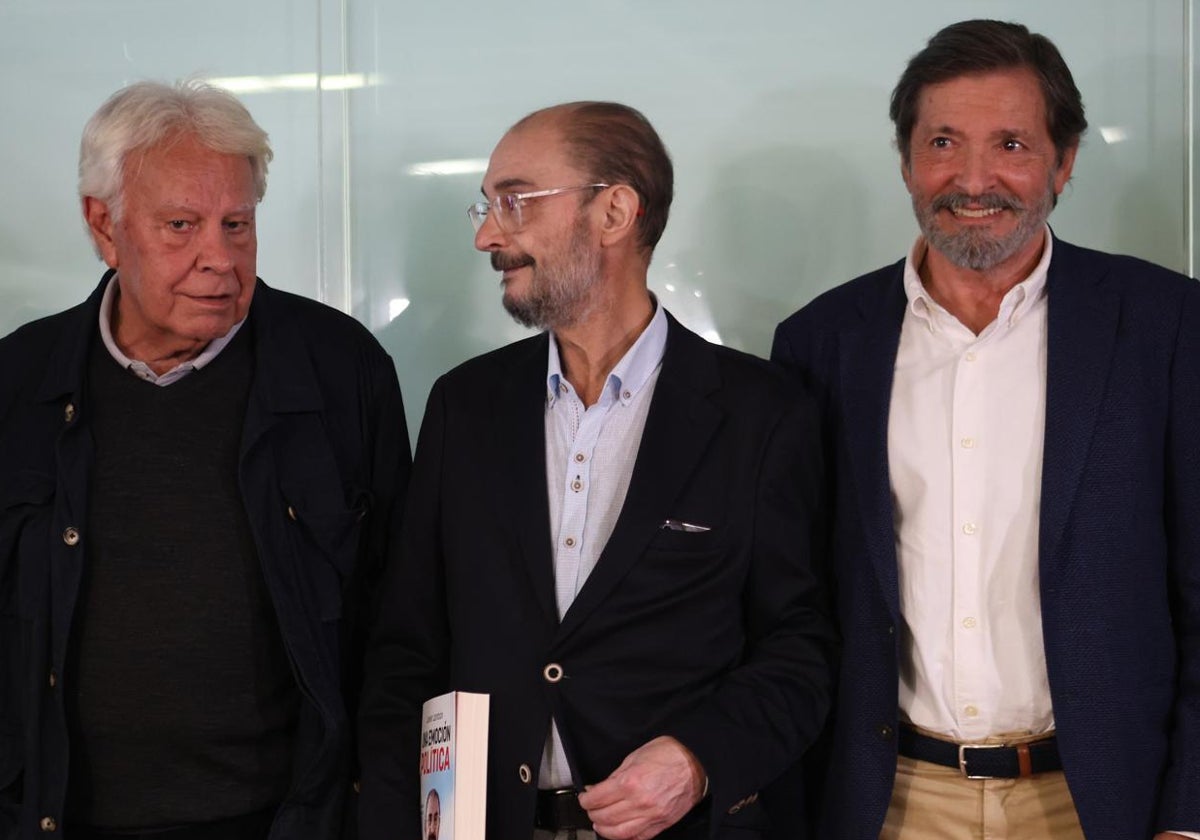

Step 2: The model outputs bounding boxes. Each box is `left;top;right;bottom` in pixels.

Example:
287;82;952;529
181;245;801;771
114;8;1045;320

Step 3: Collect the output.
492;334;560;631
838;264;906;618
554;315;722;643
1038;240;1120;573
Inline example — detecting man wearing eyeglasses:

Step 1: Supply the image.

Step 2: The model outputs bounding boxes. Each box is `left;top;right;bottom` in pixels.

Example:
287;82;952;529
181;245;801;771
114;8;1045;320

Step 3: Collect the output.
358;101;834;840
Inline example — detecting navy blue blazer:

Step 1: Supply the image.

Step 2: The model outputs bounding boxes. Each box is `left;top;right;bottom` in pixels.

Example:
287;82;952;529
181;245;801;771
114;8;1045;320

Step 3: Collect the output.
771;238;1200;840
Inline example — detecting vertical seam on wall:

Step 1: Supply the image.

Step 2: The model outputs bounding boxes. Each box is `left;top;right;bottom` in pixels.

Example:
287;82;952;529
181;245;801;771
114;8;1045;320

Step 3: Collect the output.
340;0;353;315
315;0;327;303
1188;0;1195;277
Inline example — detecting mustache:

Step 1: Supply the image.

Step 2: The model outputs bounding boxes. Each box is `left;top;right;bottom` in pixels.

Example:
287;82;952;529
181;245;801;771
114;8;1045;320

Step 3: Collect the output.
932;192;1025;213
491;251;535;272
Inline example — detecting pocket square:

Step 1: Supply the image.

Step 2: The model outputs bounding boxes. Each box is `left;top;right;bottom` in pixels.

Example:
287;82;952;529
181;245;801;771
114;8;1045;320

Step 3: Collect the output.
661;518;711;533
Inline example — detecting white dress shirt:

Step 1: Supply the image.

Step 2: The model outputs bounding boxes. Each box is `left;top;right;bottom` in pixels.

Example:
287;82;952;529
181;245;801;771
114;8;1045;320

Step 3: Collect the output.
99;273;245;386
538;302;668;788
889;230;1053;742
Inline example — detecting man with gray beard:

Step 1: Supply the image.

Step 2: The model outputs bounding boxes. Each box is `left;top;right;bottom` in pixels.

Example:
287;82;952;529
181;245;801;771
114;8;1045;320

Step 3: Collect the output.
358;101;835;840
772;19;1200;840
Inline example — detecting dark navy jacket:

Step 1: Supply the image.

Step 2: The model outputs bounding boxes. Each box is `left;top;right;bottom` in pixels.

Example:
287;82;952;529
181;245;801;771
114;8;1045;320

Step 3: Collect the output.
771;238;1200;840
0;273;411;839
359;314;835;840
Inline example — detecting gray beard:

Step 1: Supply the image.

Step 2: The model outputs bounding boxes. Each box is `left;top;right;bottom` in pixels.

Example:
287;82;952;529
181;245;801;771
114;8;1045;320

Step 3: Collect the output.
915;186;1053;272
502;226;600;331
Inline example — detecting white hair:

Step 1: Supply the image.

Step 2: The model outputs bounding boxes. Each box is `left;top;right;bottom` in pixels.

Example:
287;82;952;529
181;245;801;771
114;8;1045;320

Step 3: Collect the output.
78;79;272;221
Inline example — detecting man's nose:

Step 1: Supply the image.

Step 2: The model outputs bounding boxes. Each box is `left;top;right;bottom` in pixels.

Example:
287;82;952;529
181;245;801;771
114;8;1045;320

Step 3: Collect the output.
474;208;506;253
198;223;236;272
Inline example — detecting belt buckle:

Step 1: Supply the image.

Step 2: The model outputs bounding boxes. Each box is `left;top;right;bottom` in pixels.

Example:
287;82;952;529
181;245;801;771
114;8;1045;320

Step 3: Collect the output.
958;742;1006;780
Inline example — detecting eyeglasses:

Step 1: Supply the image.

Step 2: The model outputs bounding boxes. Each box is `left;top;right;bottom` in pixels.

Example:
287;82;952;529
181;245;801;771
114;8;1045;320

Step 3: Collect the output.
468;183;609;233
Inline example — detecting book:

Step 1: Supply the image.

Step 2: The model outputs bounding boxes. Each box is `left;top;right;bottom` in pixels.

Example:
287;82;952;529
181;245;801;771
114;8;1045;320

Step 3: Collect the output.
420;690;489;840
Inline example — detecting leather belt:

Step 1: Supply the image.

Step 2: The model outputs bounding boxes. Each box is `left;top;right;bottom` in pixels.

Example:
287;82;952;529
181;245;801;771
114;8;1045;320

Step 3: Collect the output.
898;725;1062;779
535;788;591;832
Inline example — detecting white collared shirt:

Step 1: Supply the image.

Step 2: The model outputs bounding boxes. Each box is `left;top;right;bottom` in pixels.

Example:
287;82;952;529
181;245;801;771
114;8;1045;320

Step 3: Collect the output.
538;301;668;788
888;228;1053;741
98;273;245;386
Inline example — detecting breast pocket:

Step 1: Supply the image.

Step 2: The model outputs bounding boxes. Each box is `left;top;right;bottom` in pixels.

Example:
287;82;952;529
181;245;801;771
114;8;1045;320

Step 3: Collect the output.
644;522;724;554
0;469;55;609
281;481;370;621
0;469;54;738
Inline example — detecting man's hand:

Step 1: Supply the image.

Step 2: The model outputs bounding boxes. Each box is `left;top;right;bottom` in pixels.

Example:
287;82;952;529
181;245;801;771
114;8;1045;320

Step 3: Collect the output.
577;736;705;840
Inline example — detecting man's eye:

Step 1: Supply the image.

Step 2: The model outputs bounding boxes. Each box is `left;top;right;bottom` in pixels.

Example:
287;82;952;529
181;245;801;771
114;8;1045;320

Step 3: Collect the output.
225;220;251;233
1002;139;1024;151
167;220;192;231
931;137;951;149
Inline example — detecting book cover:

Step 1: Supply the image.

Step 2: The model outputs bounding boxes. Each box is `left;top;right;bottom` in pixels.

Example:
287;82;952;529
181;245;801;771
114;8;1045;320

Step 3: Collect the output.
420;690;489;840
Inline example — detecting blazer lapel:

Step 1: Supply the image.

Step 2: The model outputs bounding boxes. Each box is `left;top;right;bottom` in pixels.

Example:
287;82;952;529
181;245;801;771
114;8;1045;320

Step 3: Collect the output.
1039;241;1120;572
492;334;560;631
555;316;722;643
839;265;906;618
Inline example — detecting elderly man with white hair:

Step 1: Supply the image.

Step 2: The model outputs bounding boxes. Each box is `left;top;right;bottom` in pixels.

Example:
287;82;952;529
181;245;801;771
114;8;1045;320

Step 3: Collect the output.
0;80;410;840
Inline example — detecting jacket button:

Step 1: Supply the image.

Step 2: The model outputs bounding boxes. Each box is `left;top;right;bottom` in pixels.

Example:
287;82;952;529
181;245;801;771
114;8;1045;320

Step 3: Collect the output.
878;724;894;739
62;527;80;546
48;670;57;688
287;505;297;521
63;403;76;423
353;780;361;794
40;816;57;832
543;663;564;683
518;763;532;784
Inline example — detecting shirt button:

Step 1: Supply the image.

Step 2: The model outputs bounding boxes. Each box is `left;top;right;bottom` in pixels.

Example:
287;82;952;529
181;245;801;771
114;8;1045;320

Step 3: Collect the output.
962;617;977;629
40;816;57;832
962;522;977;536
961;437;975;449
878;724;894;739
564;537;576;548
62;527;80;546
518;763;532;784
965;351;977;362
571;480;583;492
574;452;586;463
543;663;564;683
64;403;76;423
622;390;631;400
964;705;979;717
559;383;568;394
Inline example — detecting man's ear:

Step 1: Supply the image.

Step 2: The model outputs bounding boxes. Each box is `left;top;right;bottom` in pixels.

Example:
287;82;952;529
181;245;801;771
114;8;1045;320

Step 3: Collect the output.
597;184;642;248
83;196;120;268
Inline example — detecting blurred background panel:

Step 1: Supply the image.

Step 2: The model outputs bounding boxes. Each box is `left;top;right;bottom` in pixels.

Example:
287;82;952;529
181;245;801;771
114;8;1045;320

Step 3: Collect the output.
1;0;1191;440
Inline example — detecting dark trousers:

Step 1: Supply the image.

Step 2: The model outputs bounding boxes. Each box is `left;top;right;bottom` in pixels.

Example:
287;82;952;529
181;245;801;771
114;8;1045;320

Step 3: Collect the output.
67;807;276;840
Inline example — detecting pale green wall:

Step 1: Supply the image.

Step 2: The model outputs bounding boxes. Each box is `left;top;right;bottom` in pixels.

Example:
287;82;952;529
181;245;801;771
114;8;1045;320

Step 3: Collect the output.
1;1;1192;440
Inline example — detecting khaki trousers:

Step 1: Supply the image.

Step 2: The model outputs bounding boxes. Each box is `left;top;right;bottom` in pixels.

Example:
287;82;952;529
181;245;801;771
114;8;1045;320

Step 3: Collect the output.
881;747;1085;840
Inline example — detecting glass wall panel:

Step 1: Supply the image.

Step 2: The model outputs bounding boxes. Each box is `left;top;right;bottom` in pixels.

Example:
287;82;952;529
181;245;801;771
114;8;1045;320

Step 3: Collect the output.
0;0;327;333
343;1;1190;437
0;1;1190;443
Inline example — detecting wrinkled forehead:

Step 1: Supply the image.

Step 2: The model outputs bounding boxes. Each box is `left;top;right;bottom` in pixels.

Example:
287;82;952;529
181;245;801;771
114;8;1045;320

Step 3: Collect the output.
122;133;257;203
482;118;582;196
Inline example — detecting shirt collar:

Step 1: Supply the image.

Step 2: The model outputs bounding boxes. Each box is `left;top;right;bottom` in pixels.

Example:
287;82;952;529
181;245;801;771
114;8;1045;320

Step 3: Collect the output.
902;224;1054;333
98;272;246;386
546;296;668;408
